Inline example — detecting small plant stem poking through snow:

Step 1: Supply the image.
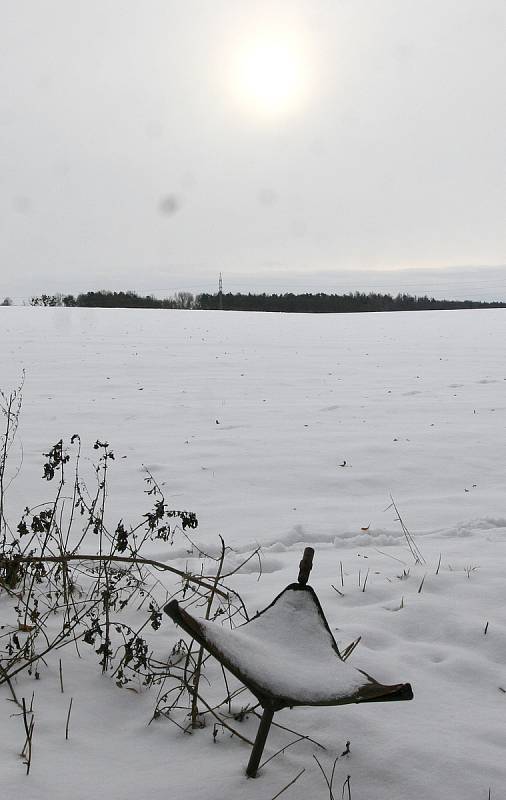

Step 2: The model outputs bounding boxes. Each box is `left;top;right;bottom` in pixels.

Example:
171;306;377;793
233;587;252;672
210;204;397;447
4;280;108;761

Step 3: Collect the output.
484;621;489;635
313;753;341;799
65;698;73;740
0;375;24;549
191;536;226;729
255;711;326;751
418;574;426;594
259;734;307;770
386;495;425;565
195;691;254;745
341;637;361;661
20;695;35;775
269;768;306;799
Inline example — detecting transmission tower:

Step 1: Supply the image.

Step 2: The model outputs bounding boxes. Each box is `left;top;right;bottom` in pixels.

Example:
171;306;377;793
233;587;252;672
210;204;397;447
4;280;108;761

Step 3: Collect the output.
218;272;223;310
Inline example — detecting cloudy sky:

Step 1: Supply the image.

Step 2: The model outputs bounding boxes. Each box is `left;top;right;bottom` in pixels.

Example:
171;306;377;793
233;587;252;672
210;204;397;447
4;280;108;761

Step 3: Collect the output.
1;0;505;300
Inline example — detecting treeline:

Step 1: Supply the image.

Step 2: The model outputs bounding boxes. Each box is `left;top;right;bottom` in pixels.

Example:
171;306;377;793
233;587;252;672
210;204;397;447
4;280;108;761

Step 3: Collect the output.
197;291;506;312
29;289;506;313
30;290;195;309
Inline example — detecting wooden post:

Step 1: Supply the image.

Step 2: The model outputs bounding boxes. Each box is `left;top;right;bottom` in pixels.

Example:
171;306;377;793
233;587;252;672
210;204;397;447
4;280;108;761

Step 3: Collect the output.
246;705;274;778
297;547;314;586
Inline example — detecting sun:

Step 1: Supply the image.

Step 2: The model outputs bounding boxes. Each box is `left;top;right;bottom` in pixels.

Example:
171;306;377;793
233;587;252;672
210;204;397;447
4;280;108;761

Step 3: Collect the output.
230;35;310;118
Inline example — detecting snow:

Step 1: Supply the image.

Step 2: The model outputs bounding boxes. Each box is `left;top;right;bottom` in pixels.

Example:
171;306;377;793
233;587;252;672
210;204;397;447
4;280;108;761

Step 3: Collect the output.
1;306;506;799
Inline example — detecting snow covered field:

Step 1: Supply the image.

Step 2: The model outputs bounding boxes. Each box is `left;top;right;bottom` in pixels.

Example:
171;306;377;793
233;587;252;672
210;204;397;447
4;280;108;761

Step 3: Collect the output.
1;307;506;799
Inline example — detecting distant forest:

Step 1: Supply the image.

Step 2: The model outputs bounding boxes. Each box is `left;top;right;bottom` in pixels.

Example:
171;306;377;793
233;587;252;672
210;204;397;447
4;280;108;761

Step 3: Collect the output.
28;289;506;313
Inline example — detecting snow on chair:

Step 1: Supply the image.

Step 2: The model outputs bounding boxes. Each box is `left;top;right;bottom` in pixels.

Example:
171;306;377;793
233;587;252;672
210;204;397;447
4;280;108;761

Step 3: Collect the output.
164;547;413;778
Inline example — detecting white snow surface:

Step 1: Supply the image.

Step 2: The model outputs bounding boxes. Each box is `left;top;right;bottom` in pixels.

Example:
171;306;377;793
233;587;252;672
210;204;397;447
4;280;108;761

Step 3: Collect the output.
1;307;506;799
198;588;365;703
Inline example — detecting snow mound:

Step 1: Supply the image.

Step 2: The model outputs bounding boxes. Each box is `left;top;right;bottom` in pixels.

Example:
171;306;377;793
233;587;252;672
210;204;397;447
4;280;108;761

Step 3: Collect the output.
199;587;368;703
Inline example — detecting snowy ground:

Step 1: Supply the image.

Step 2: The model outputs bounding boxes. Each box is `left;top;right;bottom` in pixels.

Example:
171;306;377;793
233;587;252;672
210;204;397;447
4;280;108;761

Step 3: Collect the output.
1;307;505;799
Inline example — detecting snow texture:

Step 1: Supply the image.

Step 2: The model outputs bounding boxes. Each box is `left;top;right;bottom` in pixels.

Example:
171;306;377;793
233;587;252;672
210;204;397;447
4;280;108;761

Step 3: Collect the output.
1;307;506;800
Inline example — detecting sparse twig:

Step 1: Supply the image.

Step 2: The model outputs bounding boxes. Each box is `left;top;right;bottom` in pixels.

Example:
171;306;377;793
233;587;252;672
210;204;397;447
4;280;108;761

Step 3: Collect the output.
252;710;326;750
65;698;73;740
313;754;339;800
191;536;226;728
269;768;306;798
259;735;307;769
341;637;361;661
20;695;34;775
271;767;306;800
195;691;254;745
386;495;425;565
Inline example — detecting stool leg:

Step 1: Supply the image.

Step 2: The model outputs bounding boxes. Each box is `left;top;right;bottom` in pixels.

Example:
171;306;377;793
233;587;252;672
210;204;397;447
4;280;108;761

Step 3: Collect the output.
246;706;274;778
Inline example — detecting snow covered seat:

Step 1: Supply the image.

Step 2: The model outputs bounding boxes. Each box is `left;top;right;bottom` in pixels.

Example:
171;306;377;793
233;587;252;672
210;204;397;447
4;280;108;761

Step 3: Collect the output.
164;548;412;777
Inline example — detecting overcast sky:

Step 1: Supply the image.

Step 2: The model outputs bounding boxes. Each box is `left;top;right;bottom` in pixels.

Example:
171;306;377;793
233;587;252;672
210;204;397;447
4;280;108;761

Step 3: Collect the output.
1;0;505;300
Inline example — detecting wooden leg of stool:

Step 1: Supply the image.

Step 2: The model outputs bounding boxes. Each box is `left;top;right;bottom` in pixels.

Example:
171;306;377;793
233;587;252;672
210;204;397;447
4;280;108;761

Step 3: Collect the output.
246;706;274;778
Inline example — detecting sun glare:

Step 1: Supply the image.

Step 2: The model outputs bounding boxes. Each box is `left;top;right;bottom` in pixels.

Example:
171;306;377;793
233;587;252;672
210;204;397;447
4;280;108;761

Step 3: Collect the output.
230;35;309;118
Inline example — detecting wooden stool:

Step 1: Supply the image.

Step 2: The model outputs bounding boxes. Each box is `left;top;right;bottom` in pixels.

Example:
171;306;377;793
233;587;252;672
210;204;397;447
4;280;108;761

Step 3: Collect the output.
164;547;413;777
